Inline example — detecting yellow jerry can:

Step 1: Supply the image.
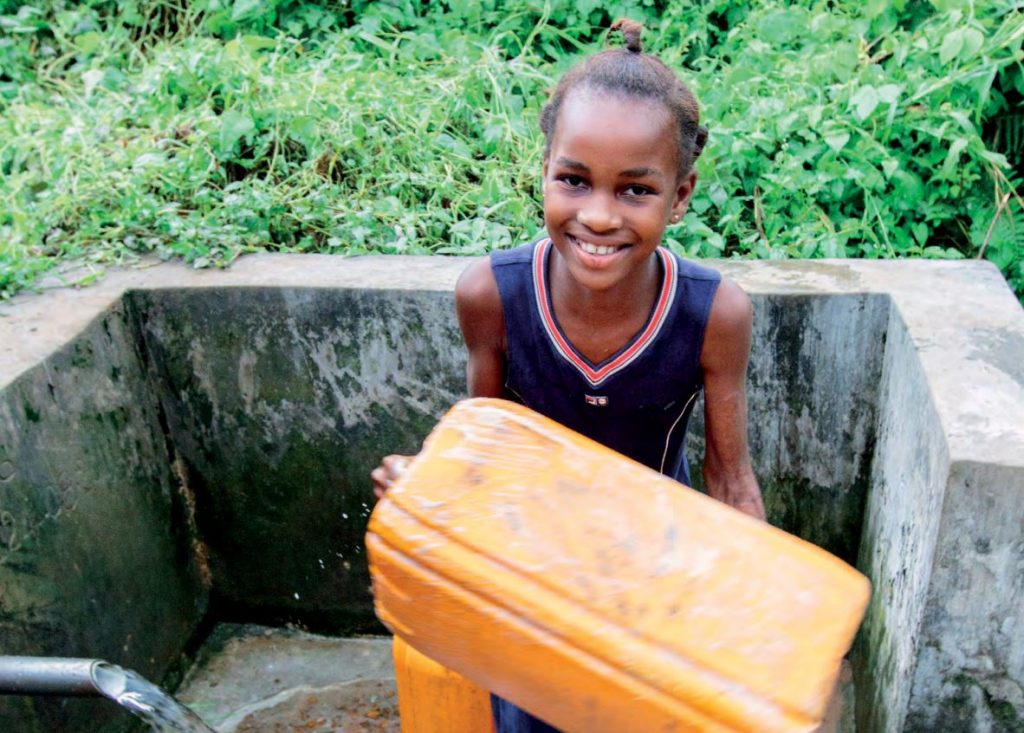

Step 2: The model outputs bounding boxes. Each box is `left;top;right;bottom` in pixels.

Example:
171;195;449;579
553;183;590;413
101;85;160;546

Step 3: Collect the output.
393;634;495;733
368;399;870;732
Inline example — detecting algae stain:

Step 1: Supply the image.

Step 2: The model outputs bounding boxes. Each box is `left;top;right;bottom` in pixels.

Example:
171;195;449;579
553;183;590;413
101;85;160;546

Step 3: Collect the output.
969;673;1023;733
172;455;213;590
23;402;40;423
986;694;1023;732
908;673;1024;733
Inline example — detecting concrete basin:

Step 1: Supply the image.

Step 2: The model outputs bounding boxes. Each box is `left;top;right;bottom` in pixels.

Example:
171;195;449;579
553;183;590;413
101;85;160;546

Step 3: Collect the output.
0;254;1021;731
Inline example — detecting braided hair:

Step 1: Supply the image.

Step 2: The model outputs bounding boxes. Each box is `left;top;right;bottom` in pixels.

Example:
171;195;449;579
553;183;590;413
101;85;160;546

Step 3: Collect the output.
539;19;708;179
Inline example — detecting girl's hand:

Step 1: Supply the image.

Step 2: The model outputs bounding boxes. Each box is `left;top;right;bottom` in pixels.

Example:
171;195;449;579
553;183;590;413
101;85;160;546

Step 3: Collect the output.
371;454;413;500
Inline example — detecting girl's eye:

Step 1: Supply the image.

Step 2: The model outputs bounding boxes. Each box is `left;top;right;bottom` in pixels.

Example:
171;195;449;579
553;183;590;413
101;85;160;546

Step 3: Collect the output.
623;184;654;197
558;175;587;188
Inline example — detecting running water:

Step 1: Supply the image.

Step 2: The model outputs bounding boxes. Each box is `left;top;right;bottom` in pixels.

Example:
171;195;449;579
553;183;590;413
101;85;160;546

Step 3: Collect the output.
91;662;215;733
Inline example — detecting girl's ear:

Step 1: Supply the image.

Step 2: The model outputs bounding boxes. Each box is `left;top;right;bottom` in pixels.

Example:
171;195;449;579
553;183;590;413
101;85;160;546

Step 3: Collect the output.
670;171;697;222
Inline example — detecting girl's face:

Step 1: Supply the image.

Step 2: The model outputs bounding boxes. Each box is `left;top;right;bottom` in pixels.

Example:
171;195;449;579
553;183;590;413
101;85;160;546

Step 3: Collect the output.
542;89;695;294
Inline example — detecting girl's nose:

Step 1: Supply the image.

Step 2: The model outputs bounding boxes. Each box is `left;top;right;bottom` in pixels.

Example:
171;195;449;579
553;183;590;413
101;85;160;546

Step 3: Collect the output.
576;203;622;232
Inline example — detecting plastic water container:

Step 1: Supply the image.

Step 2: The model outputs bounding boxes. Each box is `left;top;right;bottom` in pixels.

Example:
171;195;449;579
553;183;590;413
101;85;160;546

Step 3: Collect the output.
392;635;495;733
367;399;870;732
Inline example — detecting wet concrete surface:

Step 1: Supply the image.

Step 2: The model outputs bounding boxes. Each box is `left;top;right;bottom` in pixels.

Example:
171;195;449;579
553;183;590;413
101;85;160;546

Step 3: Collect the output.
177;623;854;732
176;624;398;732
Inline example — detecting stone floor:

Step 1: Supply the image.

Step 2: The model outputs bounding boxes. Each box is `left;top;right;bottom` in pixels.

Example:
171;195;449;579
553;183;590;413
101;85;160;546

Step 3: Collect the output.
175;623;854;732
175;624;399;733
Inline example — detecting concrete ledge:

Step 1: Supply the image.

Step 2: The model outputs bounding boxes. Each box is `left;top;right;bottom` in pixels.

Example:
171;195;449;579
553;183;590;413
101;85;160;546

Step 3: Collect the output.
1;253;1021;732
5;255;1020;466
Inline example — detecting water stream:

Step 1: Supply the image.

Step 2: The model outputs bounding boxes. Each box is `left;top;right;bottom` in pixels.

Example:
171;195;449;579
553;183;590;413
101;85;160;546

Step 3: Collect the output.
91;662;215;733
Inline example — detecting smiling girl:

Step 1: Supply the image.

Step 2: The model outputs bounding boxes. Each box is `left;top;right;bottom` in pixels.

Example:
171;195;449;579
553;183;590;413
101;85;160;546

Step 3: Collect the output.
450;19;764;515
373;18;765;732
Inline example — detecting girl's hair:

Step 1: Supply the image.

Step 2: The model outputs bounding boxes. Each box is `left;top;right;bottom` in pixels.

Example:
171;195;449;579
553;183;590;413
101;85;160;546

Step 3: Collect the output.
539;19;708;178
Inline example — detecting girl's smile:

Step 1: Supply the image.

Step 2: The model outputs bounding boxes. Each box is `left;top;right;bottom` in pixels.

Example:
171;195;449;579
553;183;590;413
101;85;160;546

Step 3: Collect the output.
571;235;626;257
567;234;633;269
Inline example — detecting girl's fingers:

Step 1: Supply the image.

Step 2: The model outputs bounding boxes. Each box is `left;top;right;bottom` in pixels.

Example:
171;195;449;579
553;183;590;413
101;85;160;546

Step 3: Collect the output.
385;455;409;479
371;455;413;500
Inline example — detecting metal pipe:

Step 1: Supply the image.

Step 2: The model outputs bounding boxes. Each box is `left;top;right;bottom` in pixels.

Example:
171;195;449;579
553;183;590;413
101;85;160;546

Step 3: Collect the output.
0;657;104;696
0;656;216;732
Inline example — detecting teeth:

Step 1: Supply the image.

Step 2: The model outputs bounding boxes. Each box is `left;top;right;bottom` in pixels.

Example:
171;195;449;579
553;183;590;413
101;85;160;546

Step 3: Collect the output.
577;239;618;256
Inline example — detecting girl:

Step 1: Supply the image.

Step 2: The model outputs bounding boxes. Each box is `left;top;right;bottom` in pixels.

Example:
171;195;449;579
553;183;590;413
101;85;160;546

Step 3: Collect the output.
373;18;765;732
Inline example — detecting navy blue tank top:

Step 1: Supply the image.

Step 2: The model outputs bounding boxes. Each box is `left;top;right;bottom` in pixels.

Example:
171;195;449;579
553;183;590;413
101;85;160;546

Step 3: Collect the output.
490;238;721;485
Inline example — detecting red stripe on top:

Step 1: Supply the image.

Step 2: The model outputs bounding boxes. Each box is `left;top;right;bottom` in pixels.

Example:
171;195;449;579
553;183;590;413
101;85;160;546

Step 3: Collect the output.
533;239;677;387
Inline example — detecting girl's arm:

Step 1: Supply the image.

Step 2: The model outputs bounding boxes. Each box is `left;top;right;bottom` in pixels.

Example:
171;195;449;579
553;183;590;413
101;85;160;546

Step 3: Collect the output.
454;258;507;398
699;278;766;521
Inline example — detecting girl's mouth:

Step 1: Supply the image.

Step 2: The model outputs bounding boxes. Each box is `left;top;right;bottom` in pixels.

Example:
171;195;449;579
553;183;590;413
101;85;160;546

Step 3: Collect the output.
569;235;628;256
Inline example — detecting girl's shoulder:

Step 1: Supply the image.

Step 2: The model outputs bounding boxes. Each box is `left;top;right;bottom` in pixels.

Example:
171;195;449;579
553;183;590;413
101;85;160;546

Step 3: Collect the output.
490;239;543;269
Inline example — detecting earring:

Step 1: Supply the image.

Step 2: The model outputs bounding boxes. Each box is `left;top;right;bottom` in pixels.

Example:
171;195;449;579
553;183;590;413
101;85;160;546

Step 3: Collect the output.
670;214;680;223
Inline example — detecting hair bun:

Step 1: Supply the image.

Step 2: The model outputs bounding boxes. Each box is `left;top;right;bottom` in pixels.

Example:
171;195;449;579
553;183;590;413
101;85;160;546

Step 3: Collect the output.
610;18;643;53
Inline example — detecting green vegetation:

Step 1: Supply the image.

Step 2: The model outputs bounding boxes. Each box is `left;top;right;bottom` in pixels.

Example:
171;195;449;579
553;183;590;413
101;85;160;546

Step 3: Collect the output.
1;0;1022;300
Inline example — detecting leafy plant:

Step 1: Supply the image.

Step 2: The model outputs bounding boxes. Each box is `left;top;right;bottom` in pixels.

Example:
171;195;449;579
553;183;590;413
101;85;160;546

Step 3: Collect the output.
1;0;1021;302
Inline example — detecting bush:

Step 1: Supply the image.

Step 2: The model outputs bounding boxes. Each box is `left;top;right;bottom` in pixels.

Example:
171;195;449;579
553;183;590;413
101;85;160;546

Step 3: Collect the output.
1;0;1021;300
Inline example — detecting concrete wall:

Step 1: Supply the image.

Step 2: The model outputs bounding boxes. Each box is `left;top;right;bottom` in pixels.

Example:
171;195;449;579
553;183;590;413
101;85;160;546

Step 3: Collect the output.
0;254;1021;732
690;293;890;565
855;308;951;732
129;285;884;636
854;264;1024;733
905;461;1024;731
0;302;207;732
129;287;465;632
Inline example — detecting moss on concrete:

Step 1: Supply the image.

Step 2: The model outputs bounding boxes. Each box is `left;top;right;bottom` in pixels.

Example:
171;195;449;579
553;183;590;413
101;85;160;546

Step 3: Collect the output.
988;698;1023;732
760;475;868;564
903;673;1024;733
